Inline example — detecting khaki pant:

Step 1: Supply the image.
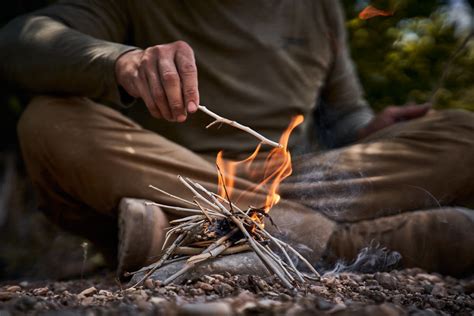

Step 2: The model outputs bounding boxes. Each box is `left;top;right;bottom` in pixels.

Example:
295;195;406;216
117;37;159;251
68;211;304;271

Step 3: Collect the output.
18;96;474;275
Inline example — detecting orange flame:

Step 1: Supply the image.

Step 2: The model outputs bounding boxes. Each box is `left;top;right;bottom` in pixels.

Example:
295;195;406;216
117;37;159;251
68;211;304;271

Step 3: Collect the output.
216;115;304;213
358;5;393;20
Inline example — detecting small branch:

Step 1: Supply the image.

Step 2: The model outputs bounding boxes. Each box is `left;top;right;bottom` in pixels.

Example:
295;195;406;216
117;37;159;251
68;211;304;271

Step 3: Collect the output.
174;244;251;256
198;105;282;148
149;185;196;206
129;232;187;286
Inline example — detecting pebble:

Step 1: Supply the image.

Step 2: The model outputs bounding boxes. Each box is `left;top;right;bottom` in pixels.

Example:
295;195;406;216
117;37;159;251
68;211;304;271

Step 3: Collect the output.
196;281;214;292
150;297;167;305
215;282;234;295
144;278;155;289
211;274;225;282
98;290;112;296
375;272;398;290
6;286;21;293
81;297;94;306
32;287;49;296
0;292;14;301
416;273;442;284
79;286;97;297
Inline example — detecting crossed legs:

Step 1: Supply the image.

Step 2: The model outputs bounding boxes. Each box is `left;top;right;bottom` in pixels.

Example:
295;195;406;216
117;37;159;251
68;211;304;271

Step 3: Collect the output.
18;96;474;275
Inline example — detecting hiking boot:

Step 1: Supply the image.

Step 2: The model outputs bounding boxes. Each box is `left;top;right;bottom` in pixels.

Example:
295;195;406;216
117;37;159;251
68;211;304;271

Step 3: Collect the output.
325;207;474;276
117;198;170;279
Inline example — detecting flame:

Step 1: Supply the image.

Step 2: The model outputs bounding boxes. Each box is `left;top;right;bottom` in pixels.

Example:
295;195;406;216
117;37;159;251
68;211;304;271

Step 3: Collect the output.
216;115;304;214
358;5;393;20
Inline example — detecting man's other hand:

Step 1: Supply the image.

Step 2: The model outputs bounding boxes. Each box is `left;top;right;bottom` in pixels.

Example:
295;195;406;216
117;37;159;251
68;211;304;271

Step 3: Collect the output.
115;41;199;122
358;103;431;140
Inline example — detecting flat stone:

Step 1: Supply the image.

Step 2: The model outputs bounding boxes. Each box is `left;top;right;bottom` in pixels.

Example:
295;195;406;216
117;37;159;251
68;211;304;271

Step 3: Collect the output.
130;252;268;285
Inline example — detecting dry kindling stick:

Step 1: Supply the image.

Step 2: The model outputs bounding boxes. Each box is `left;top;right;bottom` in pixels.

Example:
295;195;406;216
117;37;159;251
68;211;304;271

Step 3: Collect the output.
198;105;282;148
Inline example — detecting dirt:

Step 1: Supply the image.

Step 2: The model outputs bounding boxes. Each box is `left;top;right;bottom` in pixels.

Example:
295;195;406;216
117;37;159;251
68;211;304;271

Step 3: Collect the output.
1;268;473;315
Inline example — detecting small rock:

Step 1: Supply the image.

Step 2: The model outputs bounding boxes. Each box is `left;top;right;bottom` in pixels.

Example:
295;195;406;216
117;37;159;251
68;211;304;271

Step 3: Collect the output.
211;274;225;281
32;287;49;296
19;281;29;288
189;288;204;296
310;285;330;296
431;284;447;297
196;281;214;292
79;286;97;297
406;285;424;294
81;297;94;306
98;289;112;296
202;275;216;284
258;299;278;308
178;302;232;316
215;282;234;295
279;293;292;302
150;297;167;305
6;285;21;293
144;278;155;289
375;272;398;290
416;273;442;284
0;292;14;301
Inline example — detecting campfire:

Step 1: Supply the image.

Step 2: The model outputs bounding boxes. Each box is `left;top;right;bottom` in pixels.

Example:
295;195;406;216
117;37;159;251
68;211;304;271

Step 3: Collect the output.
127;107;319;289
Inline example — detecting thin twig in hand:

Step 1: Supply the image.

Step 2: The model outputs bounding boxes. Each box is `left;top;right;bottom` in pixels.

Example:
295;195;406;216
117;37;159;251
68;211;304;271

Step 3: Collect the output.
198;105;282;148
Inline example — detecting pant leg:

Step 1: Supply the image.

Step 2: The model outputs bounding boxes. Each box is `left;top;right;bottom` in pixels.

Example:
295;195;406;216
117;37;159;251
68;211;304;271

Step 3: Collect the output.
283;110;474;222
17;96;221;259
325;207;474;276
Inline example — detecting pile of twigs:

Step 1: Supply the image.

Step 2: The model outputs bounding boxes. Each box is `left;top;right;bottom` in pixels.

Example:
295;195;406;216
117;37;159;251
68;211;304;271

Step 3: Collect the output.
127;175;320;289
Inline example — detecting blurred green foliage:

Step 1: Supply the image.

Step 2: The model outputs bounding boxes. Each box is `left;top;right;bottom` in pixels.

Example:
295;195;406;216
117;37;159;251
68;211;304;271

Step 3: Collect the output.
342;0;474;111
0;1;472;149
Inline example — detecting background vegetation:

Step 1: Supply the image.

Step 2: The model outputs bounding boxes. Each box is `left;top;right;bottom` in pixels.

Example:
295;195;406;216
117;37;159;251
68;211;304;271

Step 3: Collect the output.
0;0;473;149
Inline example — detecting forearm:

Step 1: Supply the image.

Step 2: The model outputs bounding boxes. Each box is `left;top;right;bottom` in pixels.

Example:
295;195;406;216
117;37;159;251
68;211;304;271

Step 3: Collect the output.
0;15;137;103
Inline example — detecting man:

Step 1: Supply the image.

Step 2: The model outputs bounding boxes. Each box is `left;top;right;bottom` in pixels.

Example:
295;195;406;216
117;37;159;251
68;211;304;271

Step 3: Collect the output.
0;0;473;278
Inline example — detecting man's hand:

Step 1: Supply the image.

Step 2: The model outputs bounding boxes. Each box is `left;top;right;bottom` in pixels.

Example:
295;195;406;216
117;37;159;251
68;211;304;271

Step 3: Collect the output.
358;103;431;140
115;41;199;122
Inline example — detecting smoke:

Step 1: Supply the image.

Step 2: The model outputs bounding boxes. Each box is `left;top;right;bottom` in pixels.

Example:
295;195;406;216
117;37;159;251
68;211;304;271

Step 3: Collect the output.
322;242;402;275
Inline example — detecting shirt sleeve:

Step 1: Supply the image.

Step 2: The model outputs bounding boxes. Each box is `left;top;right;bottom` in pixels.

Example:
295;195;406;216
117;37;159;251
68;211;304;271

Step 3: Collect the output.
0;0;138;105
316;0;374;147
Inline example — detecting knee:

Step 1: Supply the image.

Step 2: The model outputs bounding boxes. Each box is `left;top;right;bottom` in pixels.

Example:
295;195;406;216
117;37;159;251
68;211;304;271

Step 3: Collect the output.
18;96;56;159
435;109;474;129
18;96;93;169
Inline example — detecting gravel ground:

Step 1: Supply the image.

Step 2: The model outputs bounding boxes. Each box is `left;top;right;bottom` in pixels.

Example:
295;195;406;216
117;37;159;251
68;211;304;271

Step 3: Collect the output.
1;268;473;315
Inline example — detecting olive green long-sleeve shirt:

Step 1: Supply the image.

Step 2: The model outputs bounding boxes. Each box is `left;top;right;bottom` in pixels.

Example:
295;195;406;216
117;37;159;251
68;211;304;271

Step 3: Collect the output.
0;0;373;155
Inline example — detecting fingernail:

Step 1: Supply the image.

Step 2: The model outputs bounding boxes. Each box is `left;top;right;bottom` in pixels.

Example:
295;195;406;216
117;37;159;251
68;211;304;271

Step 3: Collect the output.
177;114;187;122
188;101;198;113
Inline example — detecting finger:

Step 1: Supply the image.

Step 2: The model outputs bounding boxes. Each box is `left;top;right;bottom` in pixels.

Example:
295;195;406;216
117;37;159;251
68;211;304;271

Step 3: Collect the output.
175;49;199;113
158;51;186;122
134;74;163;119
398;104;431;120
142;55;173;121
